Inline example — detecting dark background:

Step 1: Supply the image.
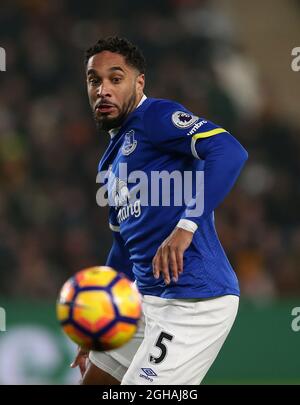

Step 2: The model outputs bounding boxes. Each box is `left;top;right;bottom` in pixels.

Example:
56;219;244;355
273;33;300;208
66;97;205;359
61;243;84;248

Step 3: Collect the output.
0;0;300;384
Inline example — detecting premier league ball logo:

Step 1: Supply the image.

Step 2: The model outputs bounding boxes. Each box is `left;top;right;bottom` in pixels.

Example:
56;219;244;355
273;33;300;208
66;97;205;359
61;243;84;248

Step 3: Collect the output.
172;111;199;129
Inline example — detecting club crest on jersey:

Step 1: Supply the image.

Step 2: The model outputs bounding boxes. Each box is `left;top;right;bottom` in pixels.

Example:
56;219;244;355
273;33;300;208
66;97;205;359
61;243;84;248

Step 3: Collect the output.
172;111;199;129
122;130;137;155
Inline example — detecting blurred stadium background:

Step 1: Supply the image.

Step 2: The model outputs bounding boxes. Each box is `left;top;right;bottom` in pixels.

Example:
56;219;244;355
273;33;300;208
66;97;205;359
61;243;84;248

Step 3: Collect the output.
0;0;300;384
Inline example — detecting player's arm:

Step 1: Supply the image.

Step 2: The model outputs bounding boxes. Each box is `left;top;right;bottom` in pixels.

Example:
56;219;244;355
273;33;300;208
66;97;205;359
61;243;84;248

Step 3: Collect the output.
180;131;248;224
152;134;247;284
145;101;248;284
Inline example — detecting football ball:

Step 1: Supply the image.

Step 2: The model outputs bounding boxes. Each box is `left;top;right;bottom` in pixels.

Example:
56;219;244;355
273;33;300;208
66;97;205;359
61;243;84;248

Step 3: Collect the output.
56;266;142;351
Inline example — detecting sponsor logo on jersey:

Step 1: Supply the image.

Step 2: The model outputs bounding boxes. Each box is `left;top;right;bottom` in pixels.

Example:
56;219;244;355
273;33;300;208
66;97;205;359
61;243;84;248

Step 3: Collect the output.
187;120;208;136
171;111;199;129
116;200;141;223
122;130;137;155
109;175;142;223
111;178;130;207
139;368;157;382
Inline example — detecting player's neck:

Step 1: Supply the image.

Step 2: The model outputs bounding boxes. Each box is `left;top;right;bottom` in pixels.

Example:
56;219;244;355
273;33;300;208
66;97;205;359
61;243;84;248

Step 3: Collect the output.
108;94;147;139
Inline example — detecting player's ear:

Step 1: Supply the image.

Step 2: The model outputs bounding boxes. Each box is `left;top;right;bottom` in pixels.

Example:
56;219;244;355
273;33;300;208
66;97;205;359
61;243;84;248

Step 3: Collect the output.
136;73;145;93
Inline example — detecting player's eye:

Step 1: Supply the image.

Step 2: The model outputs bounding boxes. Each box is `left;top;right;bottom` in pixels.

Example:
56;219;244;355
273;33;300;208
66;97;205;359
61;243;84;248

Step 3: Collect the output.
88;77;100;86
112;77;122;84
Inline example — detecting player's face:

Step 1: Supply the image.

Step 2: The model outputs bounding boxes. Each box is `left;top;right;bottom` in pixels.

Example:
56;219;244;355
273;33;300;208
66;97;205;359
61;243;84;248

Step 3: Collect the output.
86;51;145;130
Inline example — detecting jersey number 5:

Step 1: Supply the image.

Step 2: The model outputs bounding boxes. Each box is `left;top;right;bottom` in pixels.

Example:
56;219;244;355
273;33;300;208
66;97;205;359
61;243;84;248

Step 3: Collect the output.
149;331;174;364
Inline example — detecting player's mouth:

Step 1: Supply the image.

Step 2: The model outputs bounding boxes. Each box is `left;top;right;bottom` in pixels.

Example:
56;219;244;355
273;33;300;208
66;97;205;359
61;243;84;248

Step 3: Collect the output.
95;103;117;114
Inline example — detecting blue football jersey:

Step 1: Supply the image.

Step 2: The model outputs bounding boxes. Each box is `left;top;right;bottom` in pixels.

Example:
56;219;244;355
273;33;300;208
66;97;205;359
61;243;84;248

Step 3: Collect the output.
98;97;247;298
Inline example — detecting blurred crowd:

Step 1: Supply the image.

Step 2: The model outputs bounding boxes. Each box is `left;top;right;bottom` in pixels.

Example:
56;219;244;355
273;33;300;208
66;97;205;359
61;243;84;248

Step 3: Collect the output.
0;0;299;300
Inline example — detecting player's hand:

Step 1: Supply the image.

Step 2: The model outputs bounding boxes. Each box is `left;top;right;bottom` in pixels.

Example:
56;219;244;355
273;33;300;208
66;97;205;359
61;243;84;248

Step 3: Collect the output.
70;346;89;377
152;227;193;285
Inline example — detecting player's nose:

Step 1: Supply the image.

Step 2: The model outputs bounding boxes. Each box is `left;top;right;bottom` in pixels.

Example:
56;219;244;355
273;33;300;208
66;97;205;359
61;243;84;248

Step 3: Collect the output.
96;82;112;98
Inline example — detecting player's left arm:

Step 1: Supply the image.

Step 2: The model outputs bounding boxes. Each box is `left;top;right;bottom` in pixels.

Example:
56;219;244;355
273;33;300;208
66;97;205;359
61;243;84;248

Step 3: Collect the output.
146;101;248;284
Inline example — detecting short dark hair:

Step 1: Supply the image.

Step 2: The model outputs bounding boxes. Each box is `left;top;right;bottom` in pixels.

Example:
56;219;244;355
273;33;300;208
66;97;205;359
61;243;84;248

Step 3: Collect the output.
85;36;146;74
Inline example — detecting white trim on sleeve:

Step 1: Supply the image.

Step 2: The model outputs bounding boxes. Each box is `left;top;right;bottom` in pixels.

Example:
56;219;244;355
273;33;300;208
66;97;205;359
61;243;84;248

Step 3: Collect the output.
176;219;198;234
109;223;120;232
191;137;201;159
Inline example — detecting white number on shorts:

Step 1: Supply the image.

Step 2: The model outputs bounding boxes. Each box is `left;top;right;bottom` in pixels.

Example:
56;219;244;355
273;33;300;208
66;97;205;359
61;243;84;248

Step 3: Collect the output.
149;331;174;364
